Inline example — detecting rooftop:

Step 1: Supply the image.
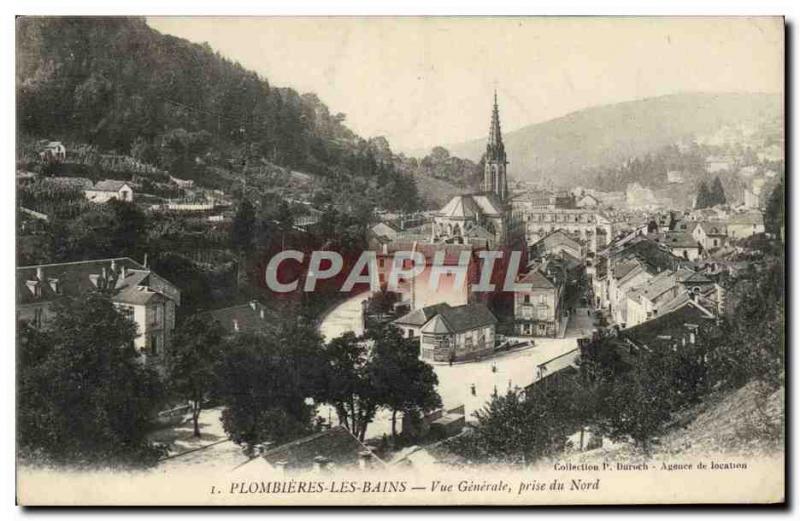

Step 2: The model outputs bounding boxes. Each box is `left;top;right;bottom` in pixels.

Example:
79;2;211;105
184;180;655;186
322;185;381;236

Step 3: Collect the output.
236;426;384;472
420;302;497;334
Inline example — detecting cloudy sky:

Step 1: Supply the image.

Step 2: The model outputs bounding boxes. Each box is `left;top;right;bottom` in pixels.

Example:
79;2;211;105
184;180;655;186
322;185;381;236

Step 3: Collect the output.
147;17;783;154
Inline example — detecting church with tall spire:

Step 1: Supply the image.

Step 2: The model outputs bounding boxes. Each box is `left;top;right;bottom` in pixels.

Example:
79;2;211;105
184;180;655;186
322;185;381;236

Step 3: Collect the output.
430;91;521;249
483;90;509;201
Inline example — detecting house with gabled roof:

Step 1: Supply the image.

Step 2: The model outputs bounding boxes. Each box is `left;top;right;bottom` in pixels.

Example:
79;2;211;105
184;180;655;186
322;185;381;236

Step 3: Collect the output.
691;221;728;252
39;141;66;163
16;257;180;365
393;302;452;340
416;302;497;362
625;268;714;327
530;229;584;260
513;263;565;337
665;231;702;261
619;299;717;353
85;179;134;203
202;300;279;337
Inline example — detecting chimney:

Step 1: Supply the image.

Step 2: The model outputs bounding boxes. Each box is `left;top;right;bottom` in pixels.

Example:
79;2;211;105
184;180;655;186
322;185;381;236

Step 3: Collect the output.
312;456;330;473
249;300;258;311
358;450;373;471
260;308;265;320
110;259;116;272
232;319;239;332
36;266;44;281
143;253;148;268
101;267;107;281
121;266;127;279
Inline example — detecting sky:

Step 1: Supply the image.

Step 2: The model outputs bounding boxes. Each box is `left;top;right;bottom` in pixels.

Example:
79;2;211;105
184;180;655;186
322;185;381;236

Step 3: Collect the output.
146;17;783;154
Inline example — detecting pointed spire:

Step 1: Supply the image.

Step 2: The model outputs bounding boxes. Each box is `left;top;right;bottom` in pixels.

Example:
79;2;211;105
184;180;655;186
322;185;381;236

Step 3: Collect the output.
488;89;503;149
483;88;508;201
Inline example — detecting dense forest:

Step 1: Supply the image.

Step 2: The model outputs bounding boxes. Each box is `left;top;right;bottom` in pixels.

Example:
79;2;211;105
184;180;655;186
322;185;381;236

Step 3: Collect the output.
16;17;425;212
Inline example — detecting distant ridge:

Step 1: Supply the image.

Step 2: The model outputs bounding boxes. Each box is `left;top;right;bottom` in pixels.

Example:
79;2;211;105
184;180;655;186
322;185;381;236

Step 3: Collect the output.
445;92;782;187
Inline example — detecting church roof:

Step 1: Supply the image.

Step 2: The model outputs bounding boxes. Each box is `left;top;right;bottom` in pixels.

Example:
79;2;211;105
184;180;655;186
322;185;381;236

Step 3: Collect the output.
470;193;505;216
438;195;482;219
464;223;495;240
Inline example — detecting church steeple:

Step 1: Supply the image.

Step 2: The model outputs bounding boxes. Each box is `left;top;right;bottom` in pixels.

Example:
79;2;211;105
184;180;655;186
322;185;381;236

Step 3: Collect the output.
484;90;508;201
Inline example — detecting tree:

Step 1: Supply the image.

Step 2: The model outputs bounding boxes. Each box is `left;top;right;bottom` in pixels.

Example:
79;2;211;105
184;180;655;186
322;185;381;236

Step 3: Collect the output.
710;176;727;206
57;199;148;261
17;293;165;467
318;332;378;441
695;180;712;209
215;330;317;446
167;315;224;437
230;199;256;252
446;385;575;465
367;325;441;439
764;175;785;236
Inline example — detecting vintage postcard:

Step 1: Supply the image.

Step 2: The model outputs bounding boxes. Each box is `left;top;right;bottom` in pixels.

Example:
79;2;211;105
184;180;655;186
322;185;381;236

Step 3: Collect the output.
15;16;785;505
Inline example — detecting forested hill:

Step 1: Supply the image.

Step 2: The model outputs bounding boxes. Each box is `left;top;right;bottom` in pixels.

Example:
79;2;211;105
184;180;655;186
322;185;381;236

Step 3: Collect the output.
15;17;432;211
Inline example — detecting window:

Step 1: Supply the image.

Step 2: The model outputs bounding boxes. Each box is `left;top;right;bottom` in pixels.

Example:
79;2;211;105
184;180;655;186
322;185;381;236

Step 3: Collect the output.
118;305;134;323
149;333;159;356
523;294;531;304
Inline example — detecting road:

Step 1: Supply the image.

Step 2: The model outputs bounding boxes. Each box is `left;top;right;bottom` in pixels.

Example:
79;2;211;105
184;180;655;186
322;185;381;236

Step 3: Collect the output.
318;292;367;342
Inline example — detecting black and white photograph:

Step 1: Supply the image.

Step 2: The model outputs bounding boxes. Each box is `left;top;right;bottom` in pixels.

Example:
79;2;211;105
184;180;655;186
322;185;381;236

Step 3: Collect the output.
11;13;786;506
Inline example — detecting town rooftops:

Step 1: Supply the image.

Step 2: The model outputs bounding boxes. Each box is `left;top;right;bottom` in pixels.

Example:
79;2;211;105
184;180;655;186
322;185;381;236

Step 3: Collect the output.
665;232;700;249
91;179;131;192
16;257;178;306
517;266;558;289
612;259;642;280
621;300;716;349
236;426;384;472
696;221;727;236
393;303;452;327
203;301;279;335
533;229;584;249
610;236;682;273
420;303;497;335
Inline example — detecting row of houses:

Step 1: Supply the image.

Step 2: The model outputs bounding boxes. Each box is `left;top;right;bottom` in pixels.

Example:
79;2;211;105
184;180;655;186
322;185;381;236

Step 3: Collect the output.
591;231;724;329
647;209;766;261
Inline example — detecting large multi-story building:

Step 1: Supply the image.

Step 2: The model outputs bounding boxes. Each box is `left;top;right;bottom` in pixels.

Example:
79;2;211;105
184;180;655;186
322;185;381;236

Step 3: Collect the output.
512;262;565;337
511;192;613;253
16;257;180;365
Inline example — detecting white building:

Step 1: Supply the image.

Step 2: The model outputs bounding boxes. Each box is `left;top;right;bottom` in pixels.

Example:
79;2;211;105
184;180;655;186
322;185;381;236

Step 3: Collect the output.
85;180;134;203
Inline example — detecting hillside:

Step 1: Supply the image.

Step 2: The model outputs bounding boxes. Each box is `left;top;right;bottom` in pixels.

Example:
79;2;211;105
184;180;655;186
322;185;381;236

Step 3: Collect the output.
578;380;784;461
447;92;782;187
16;17;439;213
